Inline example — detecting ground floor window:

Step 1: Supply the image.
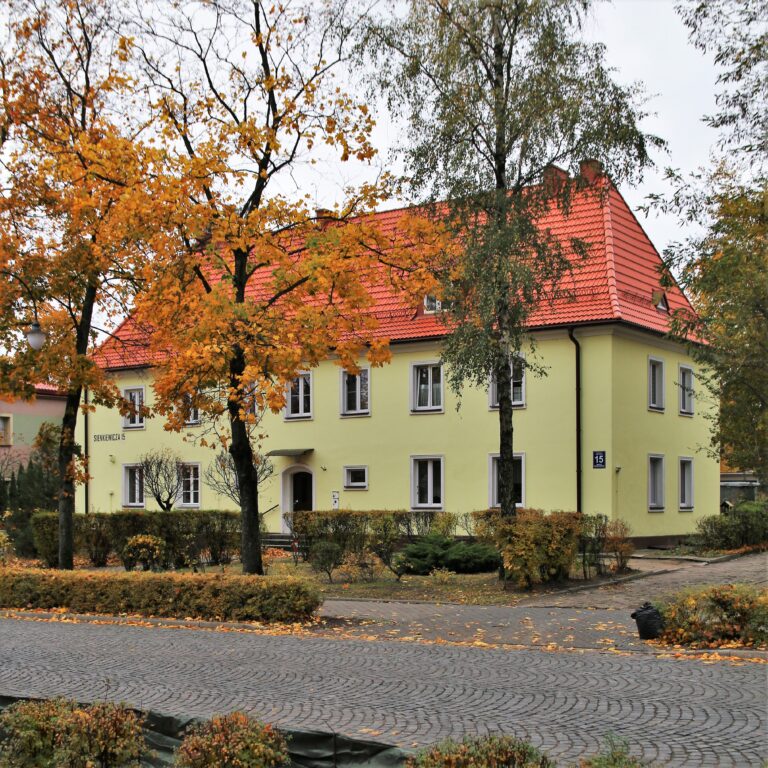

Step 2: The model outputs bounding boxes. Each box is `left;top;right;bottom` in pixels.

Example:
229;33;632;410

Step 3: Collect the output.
649;455;665;510
123;465;144;507
679;458;694;510
179;463;200;507
490;454;524;508
411;456;443;508
343;465;368;490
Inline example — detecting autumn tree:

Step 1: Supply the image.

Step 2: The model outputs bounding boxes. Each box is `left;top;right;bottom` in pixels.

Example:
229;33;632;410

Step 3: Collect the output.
0;0;160;568
130;0;442;574
139;448;184;511
652;0;767;482
366;0;659;516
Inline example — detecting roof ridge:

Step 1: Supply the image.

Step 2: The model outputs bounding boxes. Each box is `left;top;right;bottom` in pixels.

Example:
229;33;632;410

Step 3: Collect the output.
601;186;622;318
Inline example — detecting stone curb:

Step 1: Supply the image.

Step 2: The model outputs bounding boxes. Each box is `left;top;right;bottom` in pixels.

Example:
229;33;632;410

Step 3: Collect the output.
631;549;764;565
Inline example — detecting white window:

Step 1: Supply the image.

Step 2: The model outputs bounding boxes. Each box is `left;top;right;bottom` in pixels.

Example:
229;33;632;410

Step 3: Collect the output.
179;463;200;507
123;387;145;429
342;369;369;415
412;363;443;411
490;454;525;508
411;456;443;509
679;458;694;510
423;295;441;313
286;373;312;419
343;465;368;490
490;358;526;408
648;455;665;510
679;365;694;415
183;394;201;425
123;465;144;507
648;358;665;411
0;415;12;446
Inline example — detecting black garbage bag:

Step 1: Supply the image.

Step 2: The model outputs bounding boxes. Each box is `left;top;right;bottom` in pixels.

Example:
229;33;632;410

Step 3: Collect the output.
631;602;664;640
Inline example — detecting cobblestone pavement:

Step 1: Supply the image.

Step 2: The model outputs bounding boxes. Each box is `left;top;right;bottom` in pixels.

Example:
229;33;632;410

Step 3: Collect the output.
318;552;768;649
0;617;765;766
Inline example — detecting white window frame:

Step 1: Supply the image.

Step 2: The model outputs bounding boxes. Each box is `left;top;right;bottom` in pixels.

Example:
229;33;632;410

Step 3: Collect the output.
648;454;665;511
0;414;12;446
489;357;526;409
343;465;369;490
183;394;201;425
122;387;146;429
285;372;313;420
488;452;526;508
410;362;444;413
178;462;201;508
648;357;665;412
123;464;145;508
678;365;694;416
410;455;444;509
340;368;370;417
423;295;442;314
679;457;694;510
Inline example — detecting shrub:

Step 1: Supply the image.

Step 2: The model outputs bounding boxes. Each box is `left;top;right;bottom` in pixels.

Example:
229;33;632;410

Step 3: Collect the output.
0;569;321;623
578;735;645;767
335;550;385;583
429;567;455;585
479;509;581;589
78;514;113;567
122;535;166;572
695;503;768;550
3;506;37;558
579;514;608;579
0;529;10;566
309;541;344;583
0;699;144;768
398;535;453;575
656;584;768;647
174;712;289;768
406;735;554;768
368;514;408;579
443;541;501;574
605;520;634;573
30;512;59;568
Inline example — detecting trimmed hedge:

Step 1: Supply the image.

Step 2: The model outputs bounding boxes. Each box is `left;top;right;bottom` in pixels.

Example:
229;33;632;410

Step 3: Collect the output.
30;510;241;569
0;569;321;623
695;502;768;550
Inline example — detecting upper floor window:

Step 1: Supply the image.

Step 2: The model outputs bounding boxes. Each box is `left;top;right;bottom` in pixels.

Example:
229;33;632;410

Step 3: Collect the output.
490;453;525;508
411;456;443;509
648;358;665;411
679;365;694;416
0;415;12;446
286;373;312;419
648;454;665;511
183;393;201;425
424;295;452;314
123;464;144;507
412;363;443;411
179;463;200;507
342;369;369;416
490;358;526;408
679;458;694;510
123;387;145;429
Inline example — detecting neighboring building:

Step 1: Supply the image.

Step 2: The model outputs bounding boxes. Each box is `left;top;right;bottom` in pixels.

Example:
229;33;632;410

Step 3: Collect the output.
0;384;67;477
76;175;720;544
720;459;762;505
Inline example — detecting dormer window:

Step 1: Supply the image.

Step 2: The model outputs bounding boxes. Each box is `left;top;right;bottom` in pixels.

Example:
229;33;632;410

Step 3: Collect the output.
652;290;669;312
424;295;441;314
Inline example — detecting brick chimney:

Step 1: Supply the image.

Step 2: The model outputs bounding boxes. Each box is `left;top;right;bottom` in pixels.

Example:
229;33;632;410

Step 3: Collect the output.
542;164;569;195
579;159;603;185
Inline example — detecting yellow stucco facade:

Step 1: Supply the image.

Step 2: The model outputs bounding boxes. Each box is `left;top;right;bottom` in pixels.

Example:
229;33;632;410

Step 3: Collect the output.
76;323;719;540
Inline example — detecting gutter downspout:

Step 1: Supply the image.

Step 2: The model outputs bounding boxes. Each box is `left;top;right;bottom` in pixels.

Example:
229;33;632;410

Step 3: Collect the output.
568;328;582;514
83;387;89;515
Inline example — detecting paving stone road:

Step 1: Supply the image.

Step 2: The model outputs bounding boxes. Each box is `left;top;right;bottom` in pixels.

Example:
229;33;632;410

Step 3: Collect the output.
0;615;766;767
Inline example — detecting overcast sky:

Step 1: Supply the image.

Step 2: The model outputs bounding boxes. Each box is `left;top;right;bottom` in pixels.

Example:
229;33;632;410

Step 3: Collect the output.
296;0;719;257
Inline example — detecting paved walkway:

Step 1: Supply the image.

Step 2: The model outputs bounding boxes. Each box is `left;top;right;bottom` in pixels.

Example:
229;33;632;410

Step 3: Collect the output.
0;617;764;766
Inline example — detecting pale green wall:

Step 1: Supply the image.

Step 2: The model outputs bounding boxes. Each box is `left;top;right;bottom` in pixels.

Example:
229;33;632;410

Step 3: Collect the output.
75;325;719;538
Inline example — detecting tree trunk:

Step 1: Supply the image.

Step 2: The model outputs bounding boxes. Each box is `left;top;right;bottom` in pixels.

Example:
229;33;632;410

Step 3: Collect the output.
228;346;263;575
56;388;82;570
495;358;516;518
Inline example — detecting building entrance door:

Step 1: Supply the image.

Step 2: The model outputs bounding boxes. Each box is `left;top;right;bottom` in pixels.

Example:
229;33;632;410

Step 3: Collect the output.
292;471;313;512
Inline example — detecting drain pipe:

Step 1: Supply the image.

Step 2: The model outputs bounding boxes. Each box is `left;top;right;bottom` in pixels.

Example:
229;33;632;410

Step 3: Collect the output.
567;328;582;514
83;387;90;515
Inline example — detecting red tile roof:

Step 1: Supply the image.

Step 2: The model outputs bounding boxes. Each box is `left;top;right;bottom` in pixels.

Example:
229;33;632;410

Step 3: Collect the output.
95;182;695;371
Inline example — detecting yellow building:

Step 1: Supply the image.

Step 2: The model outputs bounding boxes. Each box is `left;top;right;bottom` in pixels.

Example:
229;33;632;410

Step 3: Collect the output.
77;182;719;544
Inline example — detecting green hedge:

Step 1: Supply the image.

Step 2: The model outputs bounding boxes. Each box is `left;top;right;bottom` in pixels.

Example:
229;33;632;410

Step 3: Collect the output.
30;510;241;569
695;502;768;550
0;568;321;623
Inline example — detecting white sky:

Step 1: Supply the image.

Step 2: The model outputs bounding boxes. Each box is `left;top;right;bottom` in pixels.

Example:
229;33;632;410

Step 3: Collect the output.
295;0;719;257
